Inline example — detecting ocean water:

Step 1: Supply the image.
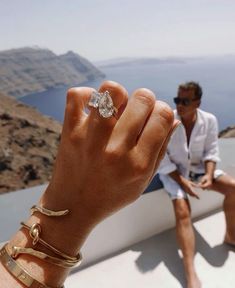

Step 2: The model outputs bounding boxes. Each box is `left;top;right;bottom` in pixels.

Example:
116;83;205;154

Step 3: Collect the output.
21;57;235;130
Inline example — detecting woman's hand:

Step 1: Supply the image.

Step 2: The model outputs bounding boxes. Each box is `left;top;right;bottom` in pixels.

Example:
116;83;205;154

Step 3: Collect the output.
43;81;175;230
7;81;176;287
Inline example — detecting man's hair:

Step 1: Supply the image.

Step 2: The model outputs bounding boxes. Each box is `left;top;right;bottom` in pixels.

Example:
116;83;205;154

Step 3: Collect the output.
178;81;203;100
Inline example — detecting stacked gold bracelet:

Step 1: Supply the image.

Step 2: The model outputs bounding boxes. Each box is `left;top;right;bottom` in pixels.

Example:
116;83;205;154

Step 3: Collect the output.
0;245;64;288
19;221;82;267
0;205;82;288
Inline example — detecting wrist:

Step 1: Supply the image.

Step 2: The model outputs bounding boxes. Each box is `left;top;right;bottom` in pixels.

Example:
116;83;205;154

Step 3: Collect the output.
177;174;187;186
169;170;185;186
7;187;93;287
39;184;97;254
7;227;67;287
205;172;213;180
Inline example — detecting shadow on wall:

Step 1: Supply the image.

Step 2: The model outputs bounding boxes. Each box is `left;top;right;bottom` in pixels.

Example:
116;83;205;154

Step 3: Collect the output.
132;223;233;287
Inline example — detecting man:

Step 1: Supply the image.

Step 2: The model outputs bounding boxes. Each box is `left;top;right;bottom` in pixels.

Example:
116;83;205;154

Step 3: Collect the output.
158;82;235;288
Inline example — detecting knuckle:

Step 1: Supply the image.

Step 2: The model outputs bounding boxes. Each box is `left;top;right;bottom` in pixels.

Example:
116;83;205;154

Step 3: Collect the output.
99;80;119;90
134;89;155;108
66;87;78;103
69;128;84;144
105;147;124;163
157;101;174;124
132;160;150;177
99;81;128;103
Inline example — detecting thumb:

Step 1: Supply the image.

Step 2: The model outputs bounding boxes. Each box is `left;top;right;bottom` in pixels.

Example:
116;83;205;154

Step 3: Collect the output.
199;182;207;189
200;178;207;184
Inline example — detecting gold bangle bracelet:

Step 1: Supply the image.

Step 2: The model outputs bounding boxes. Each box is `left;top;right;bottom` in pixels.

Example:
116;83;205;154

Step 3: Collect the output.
21;222;82;263
0;245;64;288
30;205;69;217
11;246;80;268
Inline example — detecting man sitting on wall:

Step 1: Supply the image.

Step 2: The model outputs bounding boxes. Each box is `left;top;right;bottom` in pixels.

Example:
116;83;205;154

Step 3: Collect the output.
158;81;235;288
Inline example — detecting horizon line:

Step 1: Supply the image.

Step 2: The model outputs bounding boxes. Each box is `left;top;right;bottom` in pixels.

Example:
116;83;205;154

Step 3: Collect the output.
1;46;235;62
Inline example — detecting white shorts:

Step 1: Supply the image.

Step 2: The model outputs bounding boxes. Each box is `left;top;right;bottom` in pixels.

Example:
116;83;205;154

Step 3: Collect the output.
159;169;225;200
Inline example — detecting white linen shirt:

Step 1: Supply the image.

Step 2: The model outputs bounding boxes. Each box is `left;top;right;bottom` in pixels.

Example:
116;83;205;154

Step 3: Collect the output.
157;109;220;199
158;109;220;178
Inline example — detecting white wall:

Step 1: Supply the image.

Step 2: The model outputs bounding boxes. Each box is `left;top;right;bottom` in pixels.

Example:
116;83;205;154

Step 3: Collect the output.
0;139;234;268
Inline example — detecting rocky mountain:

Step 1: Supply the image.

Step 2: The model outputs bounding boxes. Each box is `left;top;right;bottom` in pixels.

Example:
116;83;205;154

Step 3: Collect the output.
219;126;235;138
0;92;62;194
0;47;105;98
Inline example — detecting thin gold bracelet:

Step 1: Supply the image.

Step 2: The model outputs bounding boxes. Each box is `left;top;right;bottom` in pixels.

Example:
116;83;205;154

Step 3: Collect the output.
30;205;69;217
0;245;64;288
11;246;80;268
21;222;82;263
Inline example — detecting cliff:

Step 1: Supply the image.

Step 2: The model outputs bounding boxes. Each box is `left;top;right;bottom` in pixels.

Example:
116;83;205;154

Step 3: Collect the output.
0;92;62;194
0;47;105;98
219;126;235;138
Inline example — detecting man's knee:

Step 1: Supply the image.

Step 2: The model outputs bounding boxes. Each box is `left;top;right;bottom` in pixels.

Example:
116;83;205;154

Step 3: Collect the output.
227;178;235;195
222;178;235;196
212;174;235;196
173;200;191;222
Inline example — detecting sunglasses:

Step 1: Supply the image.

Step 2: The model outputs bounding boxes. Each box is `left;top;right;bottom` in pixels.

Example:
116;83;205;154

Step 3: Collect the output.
173;97;198;107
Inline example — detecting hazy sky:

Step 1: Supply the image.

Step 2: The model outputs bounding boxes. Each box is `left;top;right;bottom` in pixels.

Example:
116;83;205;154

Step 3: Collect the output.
1;0;235;61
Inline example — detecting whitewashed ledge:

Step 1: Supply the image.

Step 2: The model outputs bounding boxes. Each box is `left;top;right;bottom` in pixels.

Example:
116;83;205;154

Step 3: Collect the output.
0;139;234;270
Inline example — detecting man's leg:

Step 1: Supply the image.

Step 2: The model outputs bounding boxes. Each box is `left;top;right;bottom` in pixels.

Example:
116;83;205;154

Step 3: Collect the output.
173;199;201;288
210;174;235;244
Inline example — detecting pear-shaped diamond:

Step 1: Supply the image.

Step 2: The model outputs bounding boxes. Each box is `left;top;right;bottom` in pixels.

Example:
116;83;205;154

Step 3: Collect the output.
98;91;114;118
88;91;101;108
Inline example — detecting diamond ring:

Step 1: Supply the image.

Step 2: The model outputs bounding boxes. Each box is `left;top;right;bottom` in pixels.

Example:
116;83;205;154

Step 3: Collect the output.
88;91;118;118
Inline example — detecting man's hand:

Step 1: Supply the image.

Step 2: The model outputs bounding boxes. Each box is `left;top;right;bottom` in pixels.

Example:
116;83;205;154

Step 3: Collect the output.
198;174;213;190
169;170;200;199
180;177;200;199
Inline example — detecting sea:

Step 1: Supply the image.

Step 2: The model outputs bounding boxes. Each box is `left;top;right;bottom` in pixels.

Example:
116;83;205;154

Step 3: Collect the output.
21;57;235;130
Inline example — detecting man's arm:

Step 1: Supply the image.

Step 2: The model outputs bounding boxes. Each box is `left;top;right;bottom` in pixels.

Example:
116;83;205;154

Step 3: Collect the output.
169;170;199;199
203;115;220;163
199;115;219;189
205;160;216;178
199;160;216;189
